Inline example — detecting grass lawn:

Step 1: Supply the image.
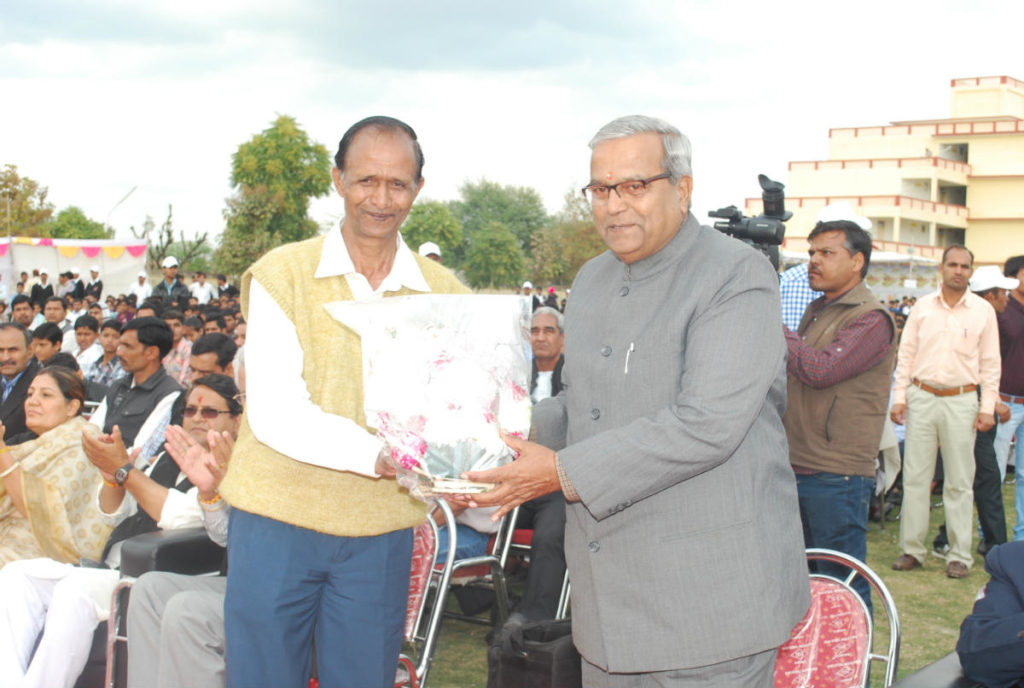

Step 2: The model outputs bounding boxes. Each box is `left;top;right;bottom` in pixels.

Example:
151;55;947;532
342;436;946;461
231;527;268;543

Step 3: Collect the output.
424;481;1017;687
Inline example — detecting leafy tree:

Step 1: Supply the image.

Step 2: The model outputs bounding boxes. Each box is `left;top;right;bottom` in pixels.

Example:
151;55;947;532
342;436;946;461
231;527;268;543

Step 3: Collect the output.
529;187;607;286
449;179;548;261
462;222;526;289
0;164;54;236
137;205;209;273
215;115;331;275
216;184;292;276
49;206;109;239
400;200;463;261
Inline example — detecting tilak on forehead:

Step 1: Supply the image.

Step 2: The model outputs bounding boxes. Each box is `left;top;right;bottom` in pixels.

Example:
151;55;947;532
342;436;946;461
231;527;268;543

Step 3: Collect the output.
606;171;613;180
196;392;205;404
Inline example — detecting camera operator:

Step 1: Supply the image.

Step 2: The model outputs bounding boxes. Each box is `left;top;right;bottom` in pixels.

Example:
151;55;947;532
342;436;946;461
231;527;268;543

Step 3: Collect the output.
781;202;897;612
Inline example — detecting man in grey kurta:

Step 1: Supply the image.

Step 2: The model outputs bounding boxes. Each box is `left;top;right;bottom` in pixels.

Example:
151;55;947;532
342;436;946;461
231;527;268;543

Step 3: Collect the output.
464;115;810;686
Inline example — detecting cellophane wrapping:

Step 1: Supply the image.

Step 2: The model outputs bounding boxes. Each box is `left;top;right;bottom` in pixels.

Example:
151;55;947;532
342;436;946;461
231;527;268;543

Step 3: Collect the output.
326;294;532;500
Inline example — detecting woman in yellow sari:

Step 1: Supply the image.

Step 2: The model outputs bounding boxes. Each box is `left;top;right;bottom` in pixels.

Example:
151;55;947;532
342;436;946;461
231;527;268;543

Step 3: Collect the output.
0;366;111;565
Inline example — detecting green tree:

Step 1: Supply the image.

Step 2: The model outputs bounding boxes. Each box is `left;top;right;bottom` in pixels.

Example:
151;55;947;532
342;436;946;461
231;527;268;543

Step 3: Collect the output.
49;206;109;239
449;179;548;261
215;115;331;274
400;200;463;260
529;187;606;286
0;164;54;236
462;222;526;289
138;205;209;273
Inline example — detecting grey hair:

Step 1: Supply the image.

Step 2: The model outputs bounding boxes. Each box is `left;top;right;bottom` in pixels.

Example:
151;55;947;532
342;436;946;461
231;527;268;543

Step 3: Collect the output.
588;115;693;182
532;306;564;333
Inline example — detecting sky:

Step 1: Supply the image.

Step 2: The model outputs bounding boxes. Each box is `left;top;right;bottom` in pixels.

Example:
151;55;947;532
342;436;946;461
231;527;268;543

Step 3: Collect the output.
3;0;1024;244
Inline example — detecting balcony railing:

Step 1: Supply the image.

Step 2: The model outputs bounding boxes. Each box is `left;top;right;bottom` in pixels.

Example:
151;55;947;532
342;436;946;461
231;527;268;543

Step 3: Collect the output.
788;157;971;175
746;195;969;221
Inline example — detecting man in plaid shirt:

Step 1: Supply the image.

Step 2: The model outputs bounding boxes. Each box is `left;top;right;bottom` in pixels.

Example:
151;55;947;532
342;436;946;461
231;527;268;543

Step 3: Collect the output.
781;203;897;610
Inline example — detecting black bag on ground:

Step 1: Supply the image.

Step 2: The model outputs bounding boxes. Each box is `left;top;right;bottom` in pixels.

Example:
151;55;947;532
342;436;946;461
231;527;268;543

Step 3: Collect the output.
487;618;582;688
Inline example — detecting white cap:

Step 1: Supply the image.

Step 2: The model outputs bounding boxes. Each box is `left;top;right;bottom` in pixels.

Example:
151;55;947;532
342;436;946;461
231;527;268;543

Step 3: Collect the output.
816;202;872;231
90;265;100;273
970;265;1020;292
40;267;48;275
522;281;533;289
138;270;148;278
161;256;179;268
71;266;80;275
418;241;441;258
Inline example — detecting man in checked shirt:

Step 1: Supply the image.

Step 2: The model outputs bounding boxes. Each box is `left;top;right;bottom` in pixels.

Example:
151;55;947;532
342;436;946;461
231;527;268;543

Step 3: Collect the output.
782;203;897;610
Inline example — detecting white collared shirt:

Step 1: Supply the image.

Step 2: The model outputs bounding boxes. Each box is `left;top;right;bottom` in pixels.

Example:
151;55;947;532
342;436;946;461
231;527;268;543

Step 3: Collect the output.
245;226;431;477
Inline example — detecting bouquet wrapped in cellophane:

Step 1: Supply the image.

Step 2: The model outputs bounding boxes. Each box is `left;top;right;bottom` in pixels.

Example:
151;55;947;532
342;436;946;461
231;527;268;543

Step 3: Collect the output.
325;294;532;500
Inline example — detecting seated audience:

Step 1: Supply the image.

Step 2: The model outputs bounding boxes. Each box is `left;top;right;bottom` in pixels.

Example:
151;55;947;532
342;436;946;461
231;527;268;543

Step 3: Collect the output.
31;322;63;365
0;366;111;566
127;378;241;688
73;314;102;381
88;319;129;388
182;316;204;343
188;333;237;383
161;308;192;386
0;323;41;441
0;377;233;688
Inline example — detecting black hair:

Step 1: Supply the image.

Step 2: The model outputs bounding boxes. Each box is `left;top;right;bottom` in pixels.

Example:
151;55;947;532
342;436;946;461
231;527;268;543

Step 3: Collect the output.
183;316;204;330
122;316;174;359
334;116;424;182
0;322;32;346
45;352;80;372
808;221;874;279
74;315;99;332
100;318;123;334
191;333;237;369
1005;255;1024;279
190;374;243;417
10;294;31;310
33;322;63;345
163;308;184;322
35;365;86;415
942;244;974;265
45;295;67;311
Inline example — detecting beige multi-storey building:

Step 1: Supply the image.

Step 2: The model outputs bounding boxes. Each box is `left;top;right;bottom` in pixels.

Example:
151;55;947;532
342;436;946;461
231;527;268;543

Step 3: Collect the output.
747;75;1024;267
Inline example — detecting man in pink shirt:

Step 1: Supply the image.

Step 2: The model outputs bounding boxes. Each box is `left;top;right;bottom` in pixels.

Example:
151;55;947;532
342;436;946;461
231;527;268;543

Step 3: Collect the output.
891;245;1001;578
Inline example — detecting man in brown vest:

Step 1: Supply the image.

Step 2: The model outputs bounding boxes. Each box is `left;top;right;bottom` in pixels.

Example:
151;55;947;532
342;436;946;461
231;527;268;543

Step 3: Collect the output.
782;203;897;609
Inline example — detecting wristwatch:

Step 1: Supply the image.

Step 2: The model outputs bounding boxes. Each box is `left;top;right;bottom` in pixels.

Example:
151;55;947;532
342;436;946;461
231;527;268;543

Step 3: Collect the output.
114;463;135;487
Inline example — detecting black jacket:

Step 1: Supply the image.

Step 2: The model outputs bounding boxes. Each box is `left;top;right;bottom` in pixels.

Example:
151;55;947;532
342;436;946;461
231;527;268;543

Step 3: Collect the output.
0;359;40;440
530;354;564;400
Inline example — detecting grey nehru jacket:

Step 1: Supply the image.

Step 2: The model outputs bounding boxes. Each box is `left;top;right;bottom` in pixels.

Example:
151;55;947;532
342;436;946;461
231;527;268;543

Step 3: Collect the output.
535;213;810;673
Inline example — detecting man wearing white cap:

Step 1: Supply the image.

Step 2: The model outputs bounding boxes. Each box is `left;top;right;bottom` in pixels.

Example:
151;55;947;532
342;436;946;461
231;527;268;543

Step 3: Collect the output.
85;265;103;301
891;245;1001;578
152;256;190;304
130;271;152;303
522;281;540;311
417;241;442;264
781;202;896;610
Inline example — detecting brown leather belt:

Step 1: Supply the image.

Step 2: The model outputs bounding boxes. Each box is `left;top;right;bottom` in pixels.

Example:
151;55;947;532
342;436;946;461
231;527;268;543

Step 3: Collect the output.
1001;392;1024;405
912;378;978;397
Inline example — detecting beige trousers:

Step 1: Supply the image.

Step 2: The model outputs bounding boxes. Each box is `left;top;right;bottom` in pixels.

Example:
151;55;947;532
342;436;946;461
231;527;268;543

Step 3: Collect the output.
898;384;978;567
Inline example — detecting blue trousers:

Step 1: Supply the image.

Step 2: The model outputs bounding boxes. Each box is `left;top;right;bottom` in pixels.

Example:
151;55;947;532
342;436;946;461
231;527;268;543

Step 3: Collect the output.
224;509;413;688
795;471;873;613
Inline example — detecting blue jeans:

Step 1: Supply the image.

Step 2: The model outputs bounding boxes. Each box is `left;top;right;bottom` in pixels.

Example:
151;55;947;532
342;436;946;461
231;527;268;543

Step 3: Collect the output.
995;400;1024;540
224;509;413;688
795;471;874;614
436;522;491;561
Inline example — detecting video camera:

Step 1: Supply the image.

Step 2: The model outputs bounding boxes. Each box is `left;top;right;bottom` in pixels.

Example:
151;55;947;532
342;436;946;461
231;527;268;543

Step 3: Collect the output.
708;174;791;271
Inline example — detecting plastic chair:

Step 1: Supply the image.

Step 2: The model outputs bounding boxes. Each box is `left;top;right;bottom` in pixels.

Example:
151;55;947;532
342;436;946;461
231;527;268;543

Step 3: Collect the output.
774;548;901;688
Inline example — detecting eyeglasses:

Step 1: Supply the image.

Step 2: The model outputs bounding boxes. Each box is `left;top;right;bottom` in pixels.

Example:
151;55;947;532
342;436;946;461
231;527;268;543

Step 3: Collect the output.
183;405;232;420
581;173;671;203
